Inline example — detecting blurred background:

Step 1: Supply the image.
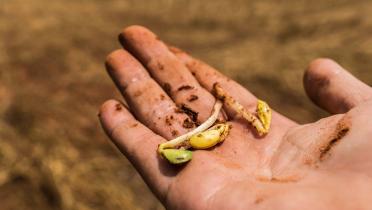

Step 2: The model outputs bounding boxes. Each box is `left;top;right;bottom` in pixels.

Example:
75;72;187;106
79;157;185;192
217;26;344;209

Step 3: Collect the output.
1;0;372;209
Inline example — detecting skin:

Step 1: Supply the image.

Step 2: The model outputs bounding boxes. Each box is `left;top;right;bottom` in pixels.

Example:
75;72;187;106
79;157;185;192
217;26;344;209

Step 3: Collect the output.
99;25;372;210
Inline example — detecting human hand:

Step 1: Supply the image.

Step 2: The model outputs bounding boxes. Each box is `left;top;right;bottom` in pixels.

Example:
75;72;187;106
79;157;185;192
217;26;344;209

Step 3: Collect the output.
99;26;372;210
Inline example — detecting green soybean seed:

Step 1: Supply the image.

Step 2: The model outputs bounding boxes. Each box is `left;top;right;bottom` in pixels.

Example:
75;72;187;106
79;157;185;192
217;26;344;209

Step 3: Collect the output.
161;149;193;164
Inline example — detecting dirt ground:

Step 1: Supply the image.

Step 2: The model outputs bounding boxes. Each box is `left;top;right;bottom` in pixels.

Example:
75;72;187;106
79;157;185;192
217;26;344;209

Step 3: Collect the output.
1;0;372;209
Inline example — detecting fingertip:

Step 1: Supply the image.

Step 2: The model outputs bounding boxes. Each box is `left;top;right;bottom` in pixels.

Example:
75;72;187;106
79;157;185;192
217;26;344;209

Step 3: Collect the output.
119;25;156;45
105;49;135;73
105;49;126;66
306;58;341;76
304;58;340;87
99;99;119;119
122;25;151;35
99;99;131;134
119;25;158;64
105;49;126;78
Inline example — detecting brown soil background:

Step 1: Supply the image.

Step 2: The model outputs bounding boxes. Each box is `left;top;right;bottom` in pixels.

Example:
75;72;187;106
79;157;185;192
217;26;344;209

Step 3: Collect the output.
1;0;372;209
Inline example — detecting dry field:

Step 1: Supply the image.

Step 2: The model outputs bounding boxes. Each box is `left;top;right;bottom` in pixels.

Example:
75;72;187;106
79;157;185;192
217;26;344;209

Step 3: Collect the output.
1;0;372;209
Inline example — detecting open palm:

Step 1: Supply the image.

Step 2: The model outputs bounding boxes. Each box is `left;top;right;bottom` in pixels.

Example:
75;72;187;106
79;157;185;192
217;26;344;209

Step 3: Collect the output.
99;26;372;210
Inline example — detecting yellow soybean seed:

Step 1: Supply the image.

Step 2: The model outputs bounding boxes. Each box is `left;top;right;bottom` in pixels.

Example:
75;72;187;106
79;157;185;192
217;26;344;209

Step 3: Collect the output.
161;149;192;164
190;123;230;149
190;129;220;149
257;100;271;132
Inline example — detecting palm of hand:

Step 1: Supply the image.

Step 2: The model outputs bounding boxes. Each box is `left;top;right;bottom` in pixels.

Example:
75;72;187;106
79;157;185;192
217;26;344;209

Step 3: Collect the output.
99;26;372;210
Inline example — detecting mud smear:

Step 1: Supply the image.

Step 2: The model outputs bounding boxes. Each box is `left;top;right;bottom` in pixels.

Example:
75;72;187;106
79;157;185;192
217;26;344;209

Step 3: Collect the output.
182;118;195;128
319;127;349;161
187;94;198;102
177;85;193;91
178;104;199;123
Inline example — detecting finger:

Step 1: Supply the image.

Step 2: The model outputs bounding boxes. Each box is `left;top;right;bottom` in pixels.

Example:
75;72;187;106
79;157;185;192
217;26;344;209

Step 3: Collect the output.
99;99;176;202
304;58;372;114
106;49;193;140
119;25;221;124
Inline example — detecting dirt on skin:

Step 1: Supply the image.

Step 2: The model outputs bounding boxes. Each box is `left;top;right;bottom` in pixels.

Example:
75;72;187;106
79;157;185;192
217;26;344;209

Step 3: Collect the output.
1;0;372;209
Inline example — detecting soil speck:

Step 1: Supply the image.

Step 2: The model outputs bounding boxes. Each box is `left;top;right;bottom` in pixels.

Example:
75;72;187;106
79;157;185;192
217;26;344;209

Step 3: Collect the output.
187;94;198;102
